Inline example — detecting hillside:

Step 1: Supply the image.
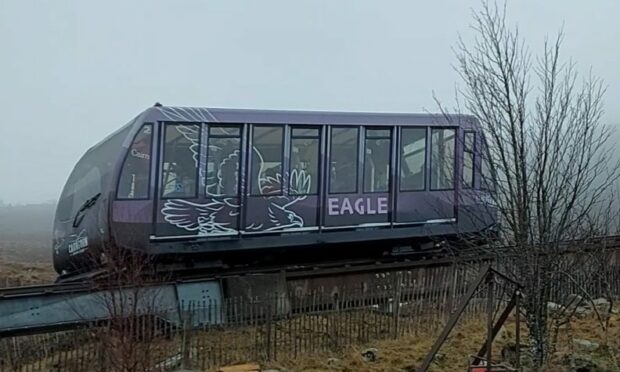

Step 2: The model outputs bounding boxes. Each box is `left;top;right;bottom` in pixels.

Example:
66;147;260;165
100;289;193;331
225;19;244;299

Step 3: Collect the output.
0;202;56;284
0;202;55;239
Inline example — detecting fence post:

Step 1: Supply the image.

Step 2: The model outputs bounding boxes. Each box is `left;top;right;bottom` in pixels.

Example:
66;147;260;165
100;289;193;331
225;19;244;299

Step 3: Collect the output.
393;272;402;339
486;272;495;372
266;300;273;361
181;302;193;369
515;290;521;372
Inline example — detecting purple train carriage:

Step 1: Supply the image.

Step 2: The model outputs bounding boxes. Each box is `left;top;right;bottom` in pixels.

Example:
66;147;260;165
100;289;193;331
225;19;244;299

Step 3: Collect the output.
53;105;497;278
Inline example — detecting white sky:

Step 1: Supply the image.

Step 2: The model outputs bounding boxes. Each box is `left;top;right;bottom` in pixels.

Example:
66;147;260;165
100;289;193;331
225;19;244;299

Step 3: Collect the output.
0;0;618;204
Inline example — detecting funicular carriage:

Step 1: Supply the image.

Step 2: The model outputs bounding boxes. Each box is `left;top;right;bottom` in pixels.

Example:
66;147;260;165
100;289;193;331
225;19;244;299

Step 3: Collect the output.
53;105;496;278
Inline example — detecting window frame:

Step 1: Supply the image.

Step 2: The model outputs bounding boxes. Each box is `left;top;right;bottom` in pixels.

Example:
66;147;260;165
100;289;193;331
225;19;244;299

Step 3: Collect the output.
159;122;202;200
429;127;457;191
249;124;285;196
363;127;392;193
289;125;321;196
205;124;243;198
398;126;427;192
116;123;154;201
208;125;241;137
462;130;476;189
479;133;493;191
328;126;360;194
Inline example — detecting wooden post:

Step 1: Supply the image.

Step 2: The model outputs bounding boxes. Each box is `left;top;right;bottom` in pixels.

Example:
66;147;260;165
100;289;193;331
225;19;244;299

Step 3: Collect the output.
515;290;521;371
266;300;272;361
417;264;491;372
393;271;402;339
181;302;192;369
486;272;494;372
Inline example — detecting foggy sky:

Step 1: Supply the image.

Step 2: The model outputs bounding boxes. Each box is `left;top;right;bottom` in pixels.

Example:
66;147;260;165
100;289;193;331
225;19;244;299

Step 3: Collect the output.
0;1;618;204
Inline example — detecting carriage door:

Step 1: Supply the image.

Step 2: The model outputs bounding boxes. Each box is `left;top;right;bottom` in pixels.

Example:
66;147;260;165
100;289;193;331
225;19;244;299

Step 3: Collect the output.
324;127;392;228
154;123;244;238
154;122;205;238
395;127;428;223
243;125;320;233
395;127;457;224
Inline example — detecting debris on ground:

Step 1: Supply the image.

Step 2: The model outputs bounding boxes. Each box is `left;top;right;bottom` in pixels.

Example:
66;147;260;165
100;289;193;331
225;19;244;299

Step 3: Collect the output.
326;357;341;367
572;338;600;352
361;347;379;362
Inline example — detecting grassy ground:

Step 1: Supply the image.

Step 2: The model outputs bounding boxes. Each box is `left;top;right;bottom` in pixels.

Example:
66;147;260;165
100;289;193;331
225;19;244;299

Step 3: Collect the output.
0;235;56;286
6;308;618;372
264;318;507;371
264;308;620;372
0;235;618;371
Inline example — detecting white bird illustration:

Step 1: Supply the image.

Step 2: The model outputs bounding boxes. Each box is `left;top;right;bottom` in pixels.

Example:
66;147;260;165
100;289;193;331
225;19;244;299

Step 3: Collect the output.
161;199;238;235
161;124;313;235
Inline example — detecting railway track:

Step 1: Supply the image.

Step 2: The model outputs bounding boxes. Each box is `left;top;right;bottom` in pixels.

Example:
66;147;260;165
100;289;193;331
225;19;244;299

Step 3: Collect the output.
0;246;481;337
0;235;618;337
9;233;617;299
0;248;457;299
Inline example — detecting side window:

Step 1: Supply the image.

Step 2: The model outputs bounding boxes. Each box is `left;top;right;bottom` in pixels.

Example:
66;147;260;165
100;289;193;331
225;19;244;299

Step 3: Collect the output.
117;124;152;199
480;136;493;190
400;127;426;191
161;124;200;198
251;126;283;195
430;128;455;190
206;126;241;197
364;128;391;192
463;131;475;189
290;127;319;195
329;127;359;193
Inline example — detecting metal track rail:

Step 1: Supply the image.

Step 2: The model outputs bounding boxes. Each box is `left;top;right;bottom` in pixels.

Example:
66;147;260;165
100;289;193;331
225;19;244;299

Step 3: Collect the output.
0;252;467;337
0;254;449;299
0;247;452;299
1;234;618;338
0;282;91;299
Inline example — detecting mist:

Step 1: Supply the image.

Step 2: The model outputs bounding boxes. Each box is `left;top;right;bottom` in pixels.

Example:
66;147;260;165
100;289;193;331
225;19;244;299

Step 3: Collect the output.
0;0;618;205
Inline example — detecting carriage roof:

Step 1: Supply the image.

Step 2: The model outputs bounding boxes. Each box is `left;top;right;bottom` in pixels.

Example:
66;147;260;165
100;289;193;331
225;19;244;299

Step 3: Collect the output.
85;106;477;156
140;106;477;127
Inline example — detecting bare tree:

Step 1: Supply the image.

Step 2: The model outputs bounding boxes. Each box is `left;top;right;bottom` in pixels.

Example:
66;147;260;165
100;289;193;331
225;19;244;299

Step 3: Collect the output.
442;1;620;366
92;243;162;372
67;239;172;372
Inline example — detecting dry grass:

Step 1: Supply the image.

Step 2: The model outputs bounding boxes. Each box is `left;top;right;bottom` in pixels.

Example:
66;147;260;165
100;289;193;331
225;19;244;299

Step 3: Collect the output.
0;259;56;285
0;238;56;286
0;229;618;371
3;299;618;371
542;307;620;371
265;317;496;372
264;308;620;372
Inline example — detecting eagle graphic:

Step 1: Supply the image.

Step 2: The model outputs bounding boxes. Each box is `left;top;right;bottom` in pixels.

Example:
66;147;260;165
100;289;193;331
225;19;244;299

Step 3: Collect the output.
161;125;312;235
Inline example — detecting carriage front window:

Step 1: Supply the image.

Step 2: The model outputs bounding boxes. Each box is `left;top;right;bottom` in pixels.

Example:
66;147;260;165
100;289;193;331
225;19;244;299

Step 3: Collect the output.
206;126;241;197
161;124;200;198
364;128;390;193
400;128;426;191
290;127;319;195
117;124;152;199
330;127;359;193
251;126;283;195
430;128;455;190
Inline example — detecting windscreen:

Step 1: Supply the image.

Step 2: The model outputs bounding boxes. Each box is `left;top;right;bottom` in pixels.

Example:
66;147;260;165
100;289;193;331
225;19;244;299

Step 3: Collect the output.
56;124;133;223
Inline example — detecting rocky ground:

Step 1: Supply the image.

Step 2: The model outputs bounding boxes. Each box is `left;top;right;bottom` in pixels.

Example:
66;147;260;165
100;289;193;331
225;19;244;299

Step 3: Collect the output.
252;301;620;372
